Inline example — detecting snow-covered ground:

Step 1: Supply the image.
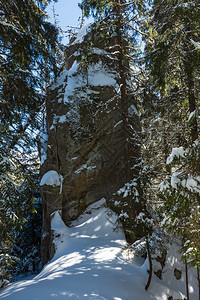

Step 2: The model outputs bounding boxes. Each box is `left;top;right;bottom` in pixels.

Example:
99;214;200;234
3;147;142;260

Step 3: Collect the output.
0;199;197;299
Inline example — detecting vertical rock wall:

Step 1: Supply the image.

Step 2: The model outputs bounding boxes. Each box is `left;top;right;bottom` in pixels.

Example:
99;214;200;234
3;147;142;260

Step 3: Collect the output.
40;25;141;265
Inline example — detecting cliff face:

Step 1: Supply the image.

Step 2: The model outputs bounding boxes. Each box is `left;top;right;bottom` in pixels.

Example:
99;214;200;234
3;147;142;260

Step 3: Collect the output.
40;25;141;265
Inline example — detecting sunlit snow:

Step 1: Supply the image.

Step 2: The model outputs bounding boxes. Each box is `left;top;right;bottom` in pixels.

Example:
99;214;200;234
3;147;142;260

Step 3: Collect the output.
72;23;92;45
40;170;64;194
0;199;198;299
166;147;185;165
40;170;63;187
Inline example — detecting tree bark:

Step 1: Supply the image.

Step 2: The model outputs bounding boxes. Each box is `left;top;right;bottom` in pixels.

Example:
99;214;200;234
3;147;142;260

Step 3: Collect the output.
145;237;153;291
114;0;131;181
184;56;198;143
185;258;190;300
114;0;139;227
162;120;171;174
197;265;200;300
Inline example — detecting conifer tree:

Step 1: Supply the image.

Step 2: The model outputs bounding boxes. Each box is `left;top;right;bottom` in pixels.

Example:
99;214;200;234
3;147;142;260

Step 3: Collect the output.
0;0;59;150
146;0;200;145
146;1;200;295
80;0;154;241
0;0;60;281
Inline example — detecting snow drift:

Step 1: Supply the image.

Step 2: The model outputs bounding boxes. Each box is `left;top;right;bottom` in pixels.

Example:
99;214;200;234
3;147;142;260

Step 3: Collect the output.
0;199;198;299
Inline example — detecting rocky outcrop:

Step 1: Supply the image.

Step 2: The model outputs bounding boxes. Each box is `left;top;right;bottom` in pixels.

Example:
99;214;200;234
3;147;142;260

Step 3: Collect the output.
40;25;141;265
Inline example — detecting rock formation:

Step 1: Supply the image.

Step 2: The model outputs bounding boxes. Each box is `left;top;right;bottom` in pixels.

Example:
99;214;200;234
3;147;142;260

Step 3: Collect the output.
40;25;141;265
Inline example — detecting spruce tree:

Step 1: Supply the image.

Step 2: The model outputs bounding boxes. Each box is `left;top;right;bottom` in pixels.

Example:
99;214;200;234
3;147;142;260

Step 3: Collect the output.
145;1;200;295
146;0;200;145
0;0;60;281
0;0;59;149
80;0;154;241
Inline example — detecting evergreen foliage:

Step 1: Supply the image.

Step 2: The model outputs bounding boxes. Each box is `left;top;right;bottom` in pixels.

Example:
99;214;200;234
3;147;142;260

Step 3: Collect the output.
11;197;42;278
146;0;200;144
0;149;41;280
159;141;200;268
0;0;59;148
144;0;200;294
0;0;60;281
79;0;154;241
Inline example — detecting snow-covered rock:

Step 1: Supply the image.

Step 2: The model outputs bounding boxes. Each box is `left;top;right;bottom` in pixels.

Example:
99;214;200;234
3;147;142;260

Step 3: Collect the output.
40;170;63;187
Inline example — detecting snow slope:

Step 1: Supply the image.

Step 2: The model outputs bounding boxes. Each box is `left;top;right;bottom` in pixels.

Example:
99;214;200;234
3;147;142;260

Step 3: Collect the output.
0;199;197;300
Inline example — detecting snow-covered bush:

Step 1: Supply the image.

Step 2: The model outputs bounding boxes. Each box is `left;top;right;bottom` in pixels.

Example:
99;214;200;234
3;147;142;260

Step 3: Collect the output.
159;140;200;267
0;152;42;281
112;161;155;242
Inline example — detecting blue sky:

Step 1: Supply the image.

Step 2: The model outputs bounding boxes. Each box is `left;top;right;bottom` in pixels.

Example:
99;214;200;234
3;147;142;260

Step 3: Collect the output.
47;0;91;44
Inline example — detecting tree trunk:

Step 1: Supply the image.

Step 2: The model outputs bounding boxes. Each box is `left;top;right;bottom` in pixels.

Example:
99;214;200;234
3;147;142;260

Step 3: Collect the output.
114;0;138;227
184;56;200;174
145;237;153;291
197;265;200;300
114;0;131;181
184;57;198;143
185;258;190;300
162;120;171;174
